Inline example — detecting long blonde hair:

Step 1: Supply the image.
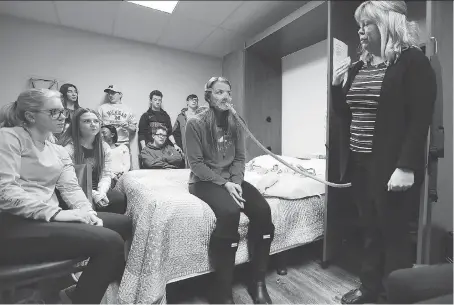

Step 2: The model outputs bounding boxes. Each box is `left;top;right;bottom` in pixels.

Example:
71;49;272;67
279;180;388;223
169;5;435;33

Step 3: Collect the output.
354;1;421;64
0;89;62;128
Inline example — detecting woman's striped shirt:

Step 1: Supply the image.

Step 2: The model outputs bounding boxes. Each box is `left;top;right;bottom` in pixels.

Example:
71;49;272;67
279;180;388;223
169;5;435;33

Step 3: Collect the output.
346;62;387;153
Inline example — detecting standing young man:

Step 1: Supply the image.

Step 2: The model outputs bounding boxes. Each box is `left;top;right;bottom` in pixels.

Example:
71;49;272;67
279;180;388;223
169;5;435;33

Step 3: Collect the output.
138;90;182;153
98;85;137;148
172;94;199;153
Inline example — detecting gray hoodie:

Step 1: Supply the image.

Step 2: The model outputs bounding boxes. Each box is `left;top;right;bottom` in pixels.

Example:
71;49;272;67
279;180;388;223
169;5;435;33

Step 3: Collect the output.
140;142;184;169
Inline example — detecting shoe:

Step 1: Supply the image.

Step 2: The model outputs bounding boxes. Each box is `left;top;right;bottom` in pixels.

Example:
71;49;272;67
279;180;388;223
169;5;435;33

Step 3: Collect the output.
59;284;76;304
251;281;272;304
210;237;238;304
341;287;378;304
250;232;274;304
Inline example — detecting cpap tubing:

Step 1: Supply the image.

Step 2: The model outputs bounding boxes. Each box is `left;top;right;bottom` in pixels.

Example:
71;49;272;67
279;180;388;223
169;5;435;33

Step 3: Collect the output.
225;103;352;188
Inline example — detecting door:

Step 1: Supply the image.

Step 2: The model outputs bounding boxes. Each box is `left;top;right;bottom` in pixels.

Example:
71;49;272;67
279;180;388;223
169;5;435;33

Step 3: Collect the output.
416;0;453;264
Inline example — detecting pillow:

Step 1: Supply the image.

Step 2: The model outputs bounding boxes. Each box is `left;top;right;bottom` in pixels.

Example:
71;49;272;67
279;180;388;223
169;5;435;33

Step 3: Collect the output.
262;173;325;199
247;154;326;180
244;170;325;199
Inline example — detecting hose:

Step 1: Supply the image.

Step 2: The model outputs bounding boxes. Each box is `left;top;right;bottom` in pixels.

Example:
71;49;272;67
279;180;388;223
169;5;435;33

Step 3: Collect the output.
226;104;351;188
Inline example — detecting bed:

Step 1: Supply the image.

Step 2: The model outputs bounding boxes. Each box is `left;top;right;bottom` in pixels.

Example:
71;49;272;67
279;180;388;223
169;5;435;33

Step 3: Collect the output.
102;156;327;304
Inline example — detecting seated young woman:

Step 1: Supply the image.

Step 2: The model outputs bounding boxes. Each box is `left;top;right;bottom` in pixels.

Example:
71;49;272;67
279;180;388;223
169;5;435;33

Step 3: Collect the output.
185;77;275;304
58;108;127;214
0;88;132;304
101;124;131;186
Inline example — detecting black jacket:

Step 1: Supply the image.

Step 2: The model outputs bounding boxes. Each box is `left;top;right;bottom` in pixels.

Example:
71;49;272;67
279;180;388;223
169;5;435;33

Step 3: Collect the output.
138;108;172;144
331;47;437;194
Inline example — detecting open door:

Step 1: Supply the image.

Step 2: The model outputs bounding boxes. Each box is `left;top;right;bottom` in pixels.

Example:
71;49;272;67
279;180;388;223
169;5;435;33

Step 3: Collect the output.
416;0;453;264
323;0;362;266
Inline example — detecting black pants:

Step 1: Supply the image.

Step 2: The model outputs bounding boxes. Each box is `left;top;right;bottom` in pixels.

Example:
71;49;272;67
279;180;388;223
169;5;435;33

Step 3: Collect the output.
189;181;275;243
96;189;127;214
189;181;275;299
58;189;127;214
0;212;132;304
350;152;419;293
386;264;453;304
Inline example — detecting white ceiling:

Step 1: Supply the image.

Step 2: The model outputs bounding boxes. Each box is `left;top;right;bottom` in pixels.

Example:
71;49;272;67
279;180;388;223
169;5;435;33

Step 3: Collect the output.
0;1;309;58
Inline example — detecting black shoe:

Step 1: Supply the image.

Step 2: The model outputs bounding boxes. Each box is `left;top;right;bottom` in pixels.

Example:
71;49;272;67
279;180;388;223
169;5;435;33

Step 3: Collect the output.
251;281;272;304
341;288;378;304
209;237;238;305
250;232;274;304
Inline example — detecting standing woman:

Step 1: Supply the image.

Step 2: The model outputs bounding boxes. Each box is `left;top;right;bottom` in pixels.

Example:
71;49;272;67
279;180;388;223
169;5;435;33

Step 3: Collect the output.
59;108;127;214
0;89;131;304
185;77;275;304
54;83;81;140
331;1;437;303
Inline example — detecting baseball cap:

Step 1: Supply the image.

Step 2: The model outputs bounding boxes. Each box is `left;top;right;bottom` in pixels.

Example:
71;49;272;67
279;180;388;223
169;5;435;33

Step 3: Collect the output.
104;85;122;94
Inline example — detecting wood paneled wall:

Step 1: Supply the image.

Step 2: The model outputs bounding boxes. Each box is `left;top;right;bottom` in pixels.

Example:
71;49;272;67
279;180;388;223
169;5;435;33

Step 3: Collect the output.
222;50;246;117
244;51;282;162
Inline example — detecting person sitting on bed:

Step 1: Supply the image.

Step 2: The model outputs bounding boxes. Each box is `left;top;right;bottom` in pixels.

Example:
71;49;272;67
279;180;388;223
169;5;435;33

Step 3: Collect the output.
140;125;184;169
58;108;127;214
101;124;131;185
0;88;132;304
185;76;275;304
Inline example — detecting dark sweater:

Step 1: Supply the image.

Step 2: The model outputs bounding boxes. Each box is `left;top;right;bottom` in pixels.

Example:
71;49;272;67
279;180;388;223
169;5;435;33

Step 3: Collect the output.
138;108;172;144
140;142;183;169
331;47;437;193
185;108;245;185
172;108;188;150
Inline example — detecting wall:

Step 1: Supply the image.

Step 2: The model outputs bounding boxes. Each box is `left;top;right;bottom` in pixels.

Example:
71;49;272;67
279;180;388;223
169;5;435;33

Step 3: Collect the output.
0;15;222;168
222;50;245;117
281;39;327;158
429;0;453;263
244;51;282;161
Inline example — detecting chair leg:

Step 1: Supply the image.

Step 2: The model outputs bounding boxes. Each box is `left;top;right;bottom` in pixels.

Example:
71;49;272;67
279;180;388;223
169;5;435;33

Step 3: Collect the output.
275;252;288;275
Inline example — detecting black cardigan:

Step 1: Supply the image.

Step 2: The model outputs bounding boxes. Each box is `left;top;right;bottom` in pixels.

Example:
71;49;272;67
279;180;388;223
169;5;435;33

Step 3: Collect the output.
331;47;437;193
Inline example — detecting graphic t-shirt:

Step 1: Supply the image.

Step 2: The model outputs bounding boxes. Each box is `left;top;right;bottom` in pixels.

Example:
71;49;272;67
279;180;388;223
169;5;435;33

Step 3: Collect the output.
98;103;137;144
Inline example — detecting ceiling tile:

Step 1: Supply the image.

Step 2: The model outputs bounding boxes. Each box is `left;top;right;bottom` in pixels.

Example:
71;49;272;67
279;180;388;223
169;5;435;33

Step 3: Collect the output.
156;15;216;51
113;1;171;44
196;28;246;58
54;1;120;36
221;1;308;37
0;1;59;25
171;1;243;27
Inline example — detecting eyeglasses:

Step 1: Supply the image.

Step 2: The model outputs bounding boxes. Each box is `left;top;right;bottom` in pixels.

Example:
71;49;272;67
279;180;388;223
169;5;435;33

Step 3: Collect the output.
35;109;70;119
153;133;167;138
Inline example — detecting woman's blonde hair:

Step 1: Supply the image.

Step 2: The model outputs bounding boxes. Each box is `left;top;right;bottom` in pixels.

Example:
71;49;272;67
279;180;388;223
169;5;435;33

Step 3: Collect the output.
354;1;421;64
0;89;62;128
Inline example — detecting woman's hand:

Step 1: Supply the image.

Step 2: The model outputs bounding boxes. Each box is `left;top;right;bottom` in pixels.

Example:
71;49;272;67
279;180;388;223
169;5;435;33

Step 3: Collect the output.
88;211;103;226
224;182;245;209
53;209;103;226
387;168;414;191
92;190;109;208
332;57;351;86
